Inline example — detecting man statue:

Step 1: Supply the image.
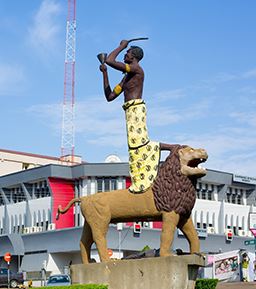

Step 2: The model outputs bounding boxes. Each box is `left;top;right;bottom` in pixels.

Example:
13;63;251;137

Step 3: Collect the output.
100;40;172;193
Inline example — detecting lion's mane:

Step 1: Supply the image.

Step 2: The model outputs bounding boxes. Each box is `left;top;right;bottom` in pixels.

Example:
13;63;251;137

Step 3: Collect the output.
152;145;197;218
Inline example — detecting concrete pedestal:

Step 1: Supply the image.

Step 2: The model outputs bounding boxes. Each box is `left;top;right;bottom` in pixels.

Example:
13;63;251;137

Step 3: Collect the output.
71;254;206;289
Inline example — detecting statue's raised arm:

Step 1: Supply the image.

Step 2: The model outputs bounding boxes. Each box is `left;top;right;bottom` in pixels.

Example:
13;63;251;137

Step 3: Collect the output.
99;40;145;102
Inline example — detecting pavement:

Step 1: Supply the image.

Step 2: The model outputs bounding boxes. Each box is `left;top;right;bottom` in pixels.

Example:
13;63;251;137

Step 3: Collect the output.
217;282;256;288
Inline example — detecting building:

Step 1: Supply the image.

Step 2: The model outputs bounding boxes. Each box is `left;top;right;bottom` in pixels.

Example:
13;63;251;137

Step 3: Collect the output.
0;154;256;277
0;148;82;176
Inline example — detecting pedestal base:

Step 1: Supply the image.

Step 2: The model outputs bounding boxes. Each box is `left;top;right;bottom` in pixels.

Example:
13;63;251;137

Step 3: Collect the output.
71;254;206;289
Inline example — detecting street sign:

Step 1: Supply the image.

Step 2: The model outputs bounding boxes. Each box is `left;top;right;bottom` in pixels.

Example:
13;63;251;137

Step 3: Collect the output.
244;239;256;246
107;249;113;257
4;252;11;263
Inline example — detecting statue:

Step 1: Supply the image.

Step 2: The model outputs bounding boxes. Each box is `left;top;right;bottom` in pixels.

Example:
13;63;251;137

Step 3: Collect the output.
99;39;179;193
57;145;208;263
57;39;208;264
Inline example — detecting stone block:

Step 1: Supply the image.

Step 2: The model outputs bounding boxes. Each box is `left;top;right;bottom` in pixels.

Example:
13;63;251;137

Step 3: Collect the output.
71;254;206;289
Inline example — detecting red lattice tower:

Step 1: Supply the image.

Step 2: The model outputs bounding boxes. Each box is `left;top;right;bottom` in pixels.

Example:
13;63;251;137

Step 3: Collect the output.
61;0;76;161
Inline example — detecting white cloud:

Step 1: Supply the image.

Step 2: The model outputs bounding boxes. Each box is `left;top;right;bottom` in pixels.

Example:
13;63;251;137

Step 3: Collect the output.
213;72;238;83
242;69;256;79
193;67;256;92
28;0;62;55
238;86;256;96
174;127;256;177
87;134;126;148
27;97;126;145
149;99;210;126
27;102;62;131
0;64;25;95
154;89;186;101
230;112;256;127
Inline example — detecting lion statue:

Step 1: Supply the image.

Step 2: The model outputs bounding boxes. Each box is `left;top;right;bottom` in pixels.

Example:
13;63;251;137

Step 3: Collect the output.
57;144;208;264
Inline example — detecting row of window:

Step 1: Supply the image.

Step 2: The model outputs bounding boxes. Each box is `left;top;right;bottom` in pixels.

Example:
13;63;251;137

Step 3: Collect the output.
96;177;118;192
196;183;247;204
0;178;250;205
0;221;54;236
0;181;51;204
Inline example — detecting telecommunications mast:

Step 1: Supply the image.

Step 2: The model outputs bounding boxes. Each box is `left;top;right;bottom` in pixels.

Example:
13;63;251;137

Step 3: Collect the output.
61;0;76;161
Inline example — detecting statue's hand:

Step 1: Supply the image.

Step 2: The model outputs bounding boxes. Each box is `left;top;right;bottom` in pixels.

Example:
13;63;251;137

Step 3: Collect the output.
99;64;107;72
120;40;129;48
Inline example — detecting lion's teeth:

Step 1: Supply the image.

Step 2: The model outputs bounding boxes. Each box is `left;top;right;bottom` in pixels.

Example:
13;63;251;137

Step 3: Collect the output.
198;164;206;170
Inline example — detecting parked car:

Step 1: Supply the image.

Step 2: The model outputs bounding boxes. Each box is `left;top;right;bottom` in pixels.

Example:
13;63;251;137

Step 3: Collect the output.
0;267;24;288
46;274;71;287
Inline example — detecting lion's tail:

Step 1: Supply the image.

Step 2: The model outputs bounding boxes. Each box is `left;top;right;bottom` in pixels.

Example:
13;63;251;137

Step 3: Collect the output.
56;198;81;220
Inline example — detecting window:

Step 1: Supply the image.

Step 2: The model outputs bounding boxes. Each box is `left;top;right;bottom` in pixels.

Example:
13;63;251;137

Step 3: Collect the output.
96;177;118;192
237;194;241;204
196;182;214;201
201;191;206;199
33;181;50;199
226;187;244;205
207;191;212;200
10;187;26;203
22;163;30;170
0;268;8;274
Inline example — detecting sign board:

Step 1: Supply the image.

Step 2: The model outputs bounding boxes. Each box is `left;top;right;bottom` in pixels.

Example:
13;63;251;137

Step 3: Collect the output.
249;213;256;229
248;213;256;237
244;239;256;246
107;249;113;257
233;174;256;185
4;252;11;263
213;250;240;282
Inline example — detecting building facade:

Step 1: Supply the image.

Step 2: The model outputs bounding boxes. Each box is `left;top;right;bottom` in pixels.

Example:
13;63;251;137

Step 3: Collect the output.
0;160;256;275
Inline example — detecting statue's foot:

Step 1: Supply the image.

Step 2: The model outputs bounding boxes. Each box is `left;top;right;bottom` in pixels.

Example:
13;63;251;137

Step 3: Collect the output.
192;252;206;259
159;250;175;257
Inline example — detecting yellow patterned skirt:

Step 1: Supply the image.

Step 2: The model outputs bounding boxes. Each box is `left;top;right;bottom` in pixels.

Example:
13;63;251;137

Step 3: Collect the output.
123;99;160;193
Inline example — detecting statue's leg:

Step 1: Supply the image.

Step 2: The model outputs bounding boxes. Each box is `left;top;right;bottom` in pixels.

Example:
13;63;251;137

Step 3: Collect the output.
83;198;111;263
91;222;110;263
179;217;200;254
160;211;180;257
80;221;93;264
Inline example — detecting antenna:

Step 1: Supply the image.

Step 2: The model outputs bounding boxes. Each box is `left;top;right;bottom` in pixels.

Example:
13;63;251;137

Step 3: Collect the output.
61;0;76;162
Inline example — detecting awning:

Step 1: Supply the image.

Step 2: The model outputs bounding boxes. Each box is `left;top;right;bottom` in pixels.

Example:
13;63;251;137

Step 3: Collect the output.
20;253;48;272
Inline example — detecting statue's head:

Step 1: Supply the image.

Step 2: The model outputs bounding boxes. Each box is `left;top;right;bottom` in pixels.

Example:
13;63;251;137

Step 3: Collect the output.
130;46;144;62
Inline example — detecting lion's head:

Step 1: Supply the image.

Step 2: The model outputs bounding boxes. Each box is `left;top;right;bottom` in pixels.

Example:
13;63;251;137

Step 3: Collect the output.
152;144;208;217
178;146;208;178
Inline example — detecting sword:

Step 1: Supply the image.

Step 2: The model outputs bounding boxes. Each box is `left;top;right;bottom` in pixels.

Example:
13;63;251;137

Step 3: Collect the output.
128;37;149;43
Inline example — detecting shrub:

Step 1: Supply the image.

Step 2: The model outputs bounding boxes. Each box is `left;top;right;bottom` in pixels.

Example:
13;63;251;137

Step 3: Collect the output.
195;278;218;289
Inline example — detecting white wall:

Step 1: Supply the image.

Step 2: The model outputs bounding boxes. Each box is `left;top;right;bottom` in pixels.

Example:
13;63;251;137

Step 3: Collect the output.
6;201;26;233
28;197;51;226
193;200;221;233
224;203;250;231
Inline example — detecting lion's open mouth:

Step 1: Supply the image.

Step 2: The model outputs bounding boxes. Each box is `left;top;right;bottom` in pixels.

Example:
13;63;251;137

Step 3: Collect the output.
183;157;207;176
187;158;207;168
179;147;208;177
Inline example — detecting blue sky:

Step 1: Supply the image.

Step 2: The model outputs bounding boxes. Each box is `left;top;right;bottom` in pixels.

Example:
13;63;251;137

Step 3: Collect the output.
0;0;256;177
